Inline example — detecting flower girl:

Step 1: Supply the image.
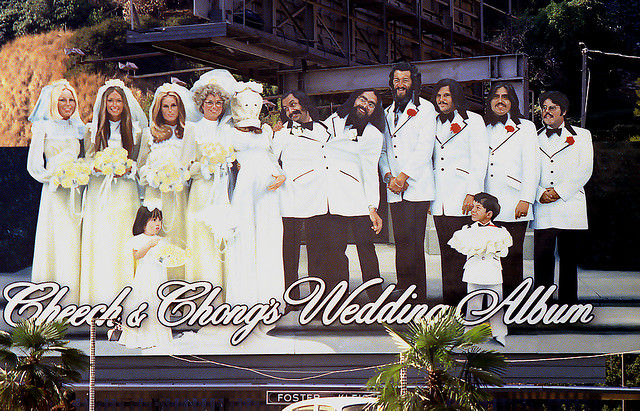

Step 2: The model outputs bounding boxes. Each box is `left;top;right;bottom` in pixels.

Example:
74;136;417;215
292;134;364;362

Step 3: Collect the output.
119;201;173;349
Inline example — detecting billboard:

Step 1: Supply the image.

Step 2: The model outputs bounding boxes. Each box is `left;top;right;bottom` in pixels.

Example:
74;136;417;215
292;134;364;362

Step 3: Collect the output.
1;78;639;359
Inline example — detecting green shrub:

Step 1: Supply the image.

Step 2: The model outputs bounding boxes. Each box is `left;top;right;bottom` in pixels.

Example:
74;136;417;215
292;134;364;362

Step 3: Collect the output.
0;0;95;45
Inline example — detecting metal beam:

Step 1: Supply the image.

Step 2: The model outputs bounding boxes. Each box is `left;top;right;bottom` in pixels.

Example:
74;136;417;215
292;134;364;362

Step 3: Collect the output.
280;53;528;111
127;23;227;43
210;37;295;66
281;54;526;94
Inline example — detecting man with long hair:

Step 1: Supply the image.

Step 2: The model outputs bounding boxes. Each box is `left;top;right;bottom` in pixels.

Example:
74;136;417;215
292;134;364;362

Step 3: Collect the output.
379;62;437;302
483;82;539;297
317;89;385;299
431;78;489;305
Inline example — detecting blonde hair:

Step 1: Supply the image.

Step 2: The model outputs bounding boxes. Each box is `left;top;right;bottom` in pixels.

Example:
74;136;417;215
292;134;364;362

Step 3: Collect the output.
49;84;79;120
150;91;186;142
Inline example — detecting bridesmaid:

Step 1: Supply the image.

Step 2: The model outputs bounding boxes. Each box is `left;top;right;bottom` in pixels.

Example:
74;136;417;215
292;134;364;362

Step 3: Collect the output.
225;82;286;306
79;79;148;305
27;79;86;303
181;70;237;286
137;83;201;279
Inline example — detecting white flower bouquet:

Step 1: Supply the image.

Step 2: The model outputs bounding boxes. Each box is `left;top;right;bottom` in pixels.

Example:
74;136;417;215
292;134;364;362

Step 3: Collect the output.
93;147;135;177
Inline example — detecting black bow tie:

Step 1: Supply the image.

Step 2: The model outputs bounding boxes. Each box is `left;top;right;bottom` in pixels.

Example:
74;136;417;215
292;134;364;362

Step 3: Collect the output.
438;112;455;123
488;115;508;126
546;128;562;137
291;121;313;131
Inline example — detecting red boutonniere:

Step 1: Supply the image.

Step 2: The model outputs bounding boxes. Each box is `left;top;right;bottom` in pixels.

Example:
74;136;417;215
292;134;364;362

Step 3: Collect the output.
407;108;417;117
566;136;575;145
450;123;462;134
505;125;515;133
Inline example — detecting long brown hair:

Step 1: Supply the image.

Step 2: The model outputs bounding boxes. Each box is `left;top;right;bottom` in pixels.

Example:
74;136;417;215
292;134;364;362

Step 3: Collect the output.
150;91;186;143
95;86;135;158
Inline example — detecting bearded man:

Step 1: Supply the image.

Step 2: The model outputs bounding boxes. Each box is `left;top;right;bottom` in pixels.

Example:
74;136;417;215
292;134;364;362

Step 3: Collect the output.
378;62;437;302
316;89;385;298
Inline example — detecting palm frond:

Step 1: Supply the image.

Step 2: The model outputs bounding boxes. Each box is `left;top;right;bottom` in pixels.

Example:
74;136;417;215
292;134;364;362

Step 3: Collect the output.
0;320;85;410
383;323;412;351
370;307;507;410
460;323;492;345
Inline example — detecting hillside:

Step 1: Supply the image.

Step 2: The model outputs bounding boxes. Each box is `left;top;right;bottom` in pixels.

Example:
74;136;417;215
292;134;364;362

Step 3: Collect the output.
0;30;149;147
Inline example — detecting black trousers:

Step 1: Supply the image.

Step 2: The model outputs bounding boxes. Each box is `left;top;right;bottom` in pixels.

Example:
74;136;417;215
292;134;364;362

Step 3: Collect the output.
498;220;528;297
433;215;472;305
534;228;580;303
282;217;303;300
389;200;430;301
351;215;383;301
306;213;349;293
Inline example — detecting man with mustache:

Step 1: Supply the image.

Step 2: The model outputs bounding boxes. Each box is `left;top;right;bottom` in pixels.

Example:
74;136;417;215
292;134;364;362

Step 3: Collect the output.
379;62;437;302
318;89;385;298
272;90;329;303
483;82;539;297
431;78;489;305
532;91;593;303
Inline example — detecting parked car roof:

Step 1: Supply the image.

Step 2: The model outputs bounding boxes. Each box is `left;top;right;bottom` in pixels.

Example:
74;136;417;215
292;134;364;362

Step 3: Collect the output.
282;396;378;411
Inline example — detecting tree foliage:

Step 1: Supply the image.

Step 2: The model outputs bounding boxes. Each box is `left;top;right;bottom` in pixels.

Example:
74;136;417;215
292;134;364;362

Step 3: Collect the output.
496;0;640;136
367;307;506;411
0;0;97;45
0;320;88;411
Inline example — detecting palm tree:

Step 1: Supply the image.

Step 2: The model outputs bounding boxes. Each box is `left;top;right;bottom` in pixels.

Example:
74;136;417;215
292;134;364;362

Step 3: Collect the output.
368;307;507;410
0;319;88;410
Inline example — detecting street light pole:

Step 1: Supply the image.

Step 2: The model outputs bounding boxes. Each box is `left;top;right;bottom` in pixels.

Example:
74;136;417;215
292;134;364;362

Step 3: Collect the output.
89;318;96;411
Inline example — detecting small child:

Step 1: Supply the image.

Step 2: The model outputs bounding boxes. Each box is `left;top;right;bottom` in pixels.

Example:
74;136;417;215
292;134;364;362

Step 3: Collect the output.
119;201;173;349
448;192;513;346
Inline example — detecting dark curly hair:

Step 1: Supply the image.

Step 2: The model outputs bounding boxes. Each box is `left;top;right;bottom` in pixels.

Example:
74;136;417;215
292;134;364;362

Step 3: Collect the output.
388;61;422;106
279;90;320;124
539;90;569;115
336;89;385;133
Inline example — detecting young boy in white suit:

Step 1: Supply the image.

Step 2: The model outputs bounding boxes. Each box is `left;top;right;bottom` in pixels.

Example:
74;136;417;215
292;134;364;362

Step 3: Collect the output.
448;192;512;346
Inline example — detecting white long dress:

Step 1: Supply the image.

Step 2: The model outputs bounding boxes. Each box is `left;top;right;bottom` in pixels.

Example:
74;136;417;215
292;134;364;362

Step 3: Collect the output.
226;125;284;306
79;121;141;305
138;125;193;280
182;118;230;286
119;234;173;349
27;119;84;303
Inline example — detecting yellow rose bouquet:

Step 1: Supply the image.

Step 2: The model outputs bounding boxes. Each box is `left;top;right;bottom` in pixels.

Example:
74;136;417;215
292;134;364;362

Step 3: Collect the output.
152;239;190;267
198;142;236;180
50;159;92;191
92;147;135;178
139;146;191;193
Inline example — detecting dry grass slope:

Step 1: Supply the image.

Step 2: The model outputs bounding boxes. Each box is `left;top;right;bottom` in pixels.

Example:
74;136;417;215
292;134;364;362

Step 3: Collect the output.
0;30;151;147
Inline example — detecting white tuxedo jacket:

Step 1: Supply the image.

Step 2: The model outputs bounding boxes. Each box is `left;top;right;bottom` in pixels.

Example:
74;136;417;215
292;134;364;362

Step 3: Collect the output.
531;124;593;230
272;121;332;218
322;113;383;216
432;110;489;216
485;117;539;222
379;98;437;203
272;114;382;217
